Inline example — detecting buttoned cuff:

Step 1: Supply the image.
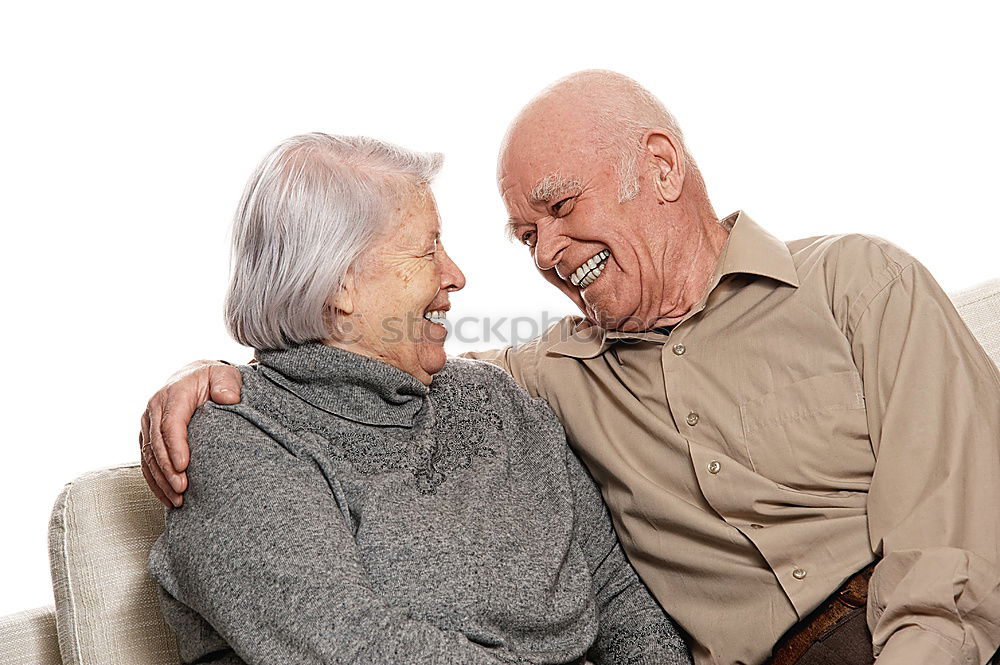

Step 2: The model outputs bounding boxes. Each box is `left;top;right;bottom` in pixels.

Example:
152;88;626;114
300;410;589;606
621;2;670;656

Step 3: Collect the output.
875;626;968;665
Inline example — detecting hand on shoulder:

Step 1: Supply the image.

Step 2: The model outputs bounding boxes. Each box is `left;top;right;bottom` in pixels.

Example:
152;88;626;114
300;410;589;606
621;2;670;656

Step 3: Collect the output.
139;360;244;508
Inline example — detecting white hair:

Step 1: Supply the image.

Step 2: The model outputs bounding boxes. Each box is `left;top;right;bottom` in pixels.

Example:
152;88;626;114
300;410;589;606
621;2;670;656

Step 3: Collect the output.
595;87;692;203
224;133;443;350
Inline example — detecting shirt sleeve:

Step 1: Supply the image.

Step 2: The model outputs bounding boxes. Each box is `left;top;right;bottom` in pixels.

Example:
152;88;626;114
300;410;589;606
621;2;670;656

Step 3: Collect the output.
848;257;1000;665
458;343;542;398
563;443;693;665
147;403;531;665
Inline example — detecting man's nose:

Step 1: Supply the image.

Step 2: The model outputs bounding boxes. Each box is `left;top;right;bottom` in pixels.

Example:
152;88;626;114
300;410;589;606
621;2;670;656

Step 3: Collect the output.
439;244;466;292
533;221;566;273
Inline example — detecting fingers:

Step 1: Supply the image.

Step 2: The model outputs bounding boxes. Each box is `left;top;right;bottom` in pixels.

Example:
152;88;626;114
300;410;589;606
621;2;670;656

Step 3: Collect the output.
208;364;243;405
159;378;206;475
139;361;236;507
140;423;181;508
147;391;187;496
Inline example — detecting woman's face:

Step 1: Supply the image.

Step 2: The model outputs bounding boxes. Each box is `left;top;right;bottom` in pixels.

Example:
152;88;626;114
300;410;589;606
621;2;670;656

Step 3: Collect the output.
331;185;465;384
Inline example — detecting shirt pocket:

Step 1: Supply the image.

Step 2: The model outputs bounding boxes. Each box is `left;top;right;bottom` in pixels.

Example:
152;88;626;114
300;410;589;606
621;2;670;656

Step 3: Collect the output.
738;370;873;491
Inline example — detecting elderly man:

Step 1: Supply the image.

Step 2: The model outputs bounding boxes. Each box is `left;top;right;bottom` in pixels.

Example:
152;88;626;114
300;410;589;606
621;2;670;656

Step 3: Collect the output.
141;71;1000;665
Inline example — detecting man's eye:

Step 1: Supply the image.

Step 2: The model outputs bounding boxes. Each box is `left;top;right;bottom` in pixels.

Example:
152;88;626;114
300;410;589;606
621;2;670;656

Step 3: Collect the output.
519;230;537;248
552;197;575;215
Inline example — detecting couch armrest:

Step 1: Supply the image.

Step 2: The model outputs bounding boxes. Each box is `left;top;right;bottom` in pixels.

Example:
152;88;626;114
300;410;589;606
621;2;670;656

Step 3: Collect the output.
0;605;62;665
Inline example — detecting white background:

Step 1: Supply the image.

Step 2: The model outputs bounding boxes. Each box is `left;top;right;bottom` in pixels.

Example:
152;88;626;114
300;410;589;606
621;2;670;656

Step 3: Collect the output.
2;1;998;617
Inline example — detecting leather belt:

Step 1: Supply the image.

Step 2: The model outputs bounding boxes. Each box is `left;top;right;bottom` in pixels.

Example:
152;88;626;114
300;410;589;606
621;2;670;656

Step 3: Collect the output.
764;561;877;665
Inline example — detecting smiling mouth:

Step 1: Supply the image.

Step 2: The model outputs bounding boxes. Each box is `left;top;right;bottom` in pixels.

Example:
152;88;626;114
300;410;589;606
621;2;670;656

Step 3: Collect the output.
569;249;611;289
423;309;448;325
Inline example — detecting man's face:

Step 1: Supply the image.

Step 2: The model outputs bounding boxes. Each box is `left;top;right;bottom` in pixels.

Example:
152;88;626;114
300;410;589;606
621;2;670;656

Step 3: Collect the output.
499;120;694;331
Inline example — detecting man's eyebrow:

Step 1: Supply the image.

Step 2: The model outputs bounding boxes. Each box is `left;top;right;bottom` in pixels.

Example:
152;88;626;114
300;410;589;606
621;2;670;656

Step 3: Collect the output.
504;218;520;242
529;173;582;204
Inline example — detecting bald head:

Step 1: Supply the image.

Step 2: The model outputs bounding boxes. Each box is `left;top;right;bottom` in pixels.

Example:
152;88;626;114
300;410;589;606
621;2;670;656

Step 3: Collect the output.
496;70;725;333
500;70;693;203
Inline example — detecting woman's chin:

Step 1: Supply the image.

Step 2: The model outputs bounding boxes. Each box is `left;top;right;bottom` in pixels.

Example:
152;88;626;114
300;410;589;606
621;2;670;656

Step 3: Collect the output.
419;342;448;379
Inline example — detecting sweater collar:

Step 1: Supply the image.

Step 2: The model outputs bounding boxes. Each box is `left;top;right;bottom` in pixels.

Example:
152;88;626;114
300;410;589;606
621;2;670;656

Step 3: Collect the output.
254;342;429;427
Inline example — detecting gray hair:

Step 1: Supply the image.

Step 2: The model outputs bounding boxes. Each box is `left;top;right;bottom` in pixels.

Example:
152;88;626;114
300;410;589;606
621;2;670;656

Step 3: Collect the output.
594;85;692;203
224;133;443;350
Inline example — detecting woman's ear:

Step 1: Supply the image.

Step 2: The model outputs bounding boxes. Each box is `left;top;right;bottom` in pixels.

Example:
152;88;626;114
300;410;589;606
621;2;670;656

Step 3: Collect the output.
330;272;355;316
644;129;686;203
323;271;356;338
326;284;354;315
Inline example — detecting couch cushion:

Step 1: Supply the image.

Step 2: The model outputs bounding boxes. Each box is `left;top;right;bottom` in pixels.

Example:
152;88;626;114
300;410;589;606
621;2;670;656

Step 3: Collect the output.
950;278;1000;367
0;605;62;665
47;464;179;665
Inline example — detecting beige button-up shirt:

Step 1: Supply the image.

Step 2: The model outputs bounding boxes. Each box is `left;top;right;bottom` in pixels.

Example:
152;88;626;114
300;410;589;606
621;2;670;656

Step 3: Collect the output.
465;212;1000;665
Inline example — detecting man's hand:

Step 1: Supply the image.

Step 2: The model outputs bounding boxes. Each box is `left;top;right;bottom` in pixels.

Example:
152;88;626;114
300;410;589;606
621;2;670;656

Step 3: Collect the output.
140;360;243;508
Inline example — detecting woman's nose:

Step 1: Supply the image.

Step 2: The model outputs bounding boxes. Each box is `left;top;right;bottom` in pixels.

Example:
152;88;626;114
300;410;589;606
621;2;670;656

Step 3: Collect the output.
439;245;466;292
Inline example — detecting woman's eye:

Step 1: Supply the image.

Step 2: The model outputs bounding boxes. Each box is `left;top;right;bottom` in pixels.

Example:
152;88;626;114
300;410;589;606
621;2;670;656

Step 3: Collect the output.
519;230;536;248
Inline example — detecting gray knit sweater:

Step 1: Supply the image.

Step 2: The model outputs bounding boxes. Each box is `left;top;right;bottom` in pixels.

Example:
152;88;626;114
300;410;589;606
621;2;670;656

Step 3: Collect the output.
147;342;690;665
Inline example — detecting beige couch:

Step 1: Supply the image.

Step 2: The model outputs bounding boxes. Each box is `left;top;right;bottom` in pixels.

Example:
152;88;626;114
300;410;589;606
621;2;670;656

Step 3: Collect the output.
2;279;998;665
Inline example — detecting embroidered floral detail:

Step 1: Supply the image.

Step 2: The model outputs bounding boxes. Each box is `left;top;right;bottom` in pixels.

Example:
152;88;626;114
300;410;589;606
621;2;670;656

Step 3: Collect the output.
432;381;504;463
244;364;507;494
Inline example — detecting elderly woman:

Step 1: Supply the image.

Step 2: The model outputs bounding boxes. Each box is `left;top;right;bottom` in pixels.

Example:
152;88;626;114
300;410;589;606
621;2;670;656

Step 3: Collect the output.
147;133;690;665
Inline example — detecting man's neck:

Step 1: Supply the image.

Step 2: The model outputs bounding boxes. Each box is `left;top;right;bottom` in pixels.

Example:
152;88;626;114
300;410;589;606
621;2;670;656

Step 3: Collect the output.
647;217;731;330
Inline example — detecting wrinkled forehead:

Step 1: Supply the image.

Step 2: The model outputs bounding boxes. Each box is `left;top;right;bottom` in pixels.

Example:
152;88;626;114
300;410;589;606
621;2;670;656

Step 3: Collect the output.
500;99;614;186
377;184;440;243
498;134;603;203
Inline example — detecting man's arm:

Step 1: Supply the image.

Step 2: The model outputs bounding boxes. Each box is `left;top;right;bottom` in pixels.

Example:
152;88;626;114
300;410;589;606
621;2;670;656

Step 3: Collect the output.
141;320;560;508
137;349;520;509
139;360;243;507
459;319;566;399
148;403;531;664
848;255;1000;664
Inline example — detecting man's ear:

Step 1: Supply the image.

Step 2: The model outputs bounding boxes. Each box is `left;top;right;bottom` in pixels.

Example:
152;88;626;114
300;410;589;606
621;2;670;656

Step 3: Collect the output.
644;129;686;203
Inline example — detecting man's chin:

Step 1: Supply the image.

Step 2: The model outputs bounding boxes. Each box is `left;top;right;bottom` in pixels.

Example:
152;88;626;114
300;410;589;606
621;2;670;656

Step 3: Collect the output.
576;288;630;330
585;304;639;332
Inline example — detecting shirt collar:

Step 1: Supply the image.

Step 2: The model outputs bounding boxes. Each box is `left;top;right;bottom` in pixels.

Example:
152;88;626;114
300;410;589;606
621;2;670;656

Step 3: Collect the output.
712;210;800;290
548;211;799;359
254;341;429;427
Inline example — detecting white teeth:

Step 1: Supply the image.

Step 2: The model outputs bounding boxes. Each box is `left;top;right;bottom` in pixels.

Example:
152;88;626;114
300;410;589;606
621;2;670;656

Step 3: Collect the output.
569;250;611;290
423;310;447;323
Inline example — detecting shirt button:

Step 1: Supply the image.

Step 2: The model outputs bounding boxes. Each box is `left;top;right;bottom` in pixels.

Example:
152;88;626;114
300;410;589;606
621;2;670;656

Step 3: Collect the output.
792;568;808;580
672;343;686;356
708;460;721;474
686;411;700;426
749;523;764;529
